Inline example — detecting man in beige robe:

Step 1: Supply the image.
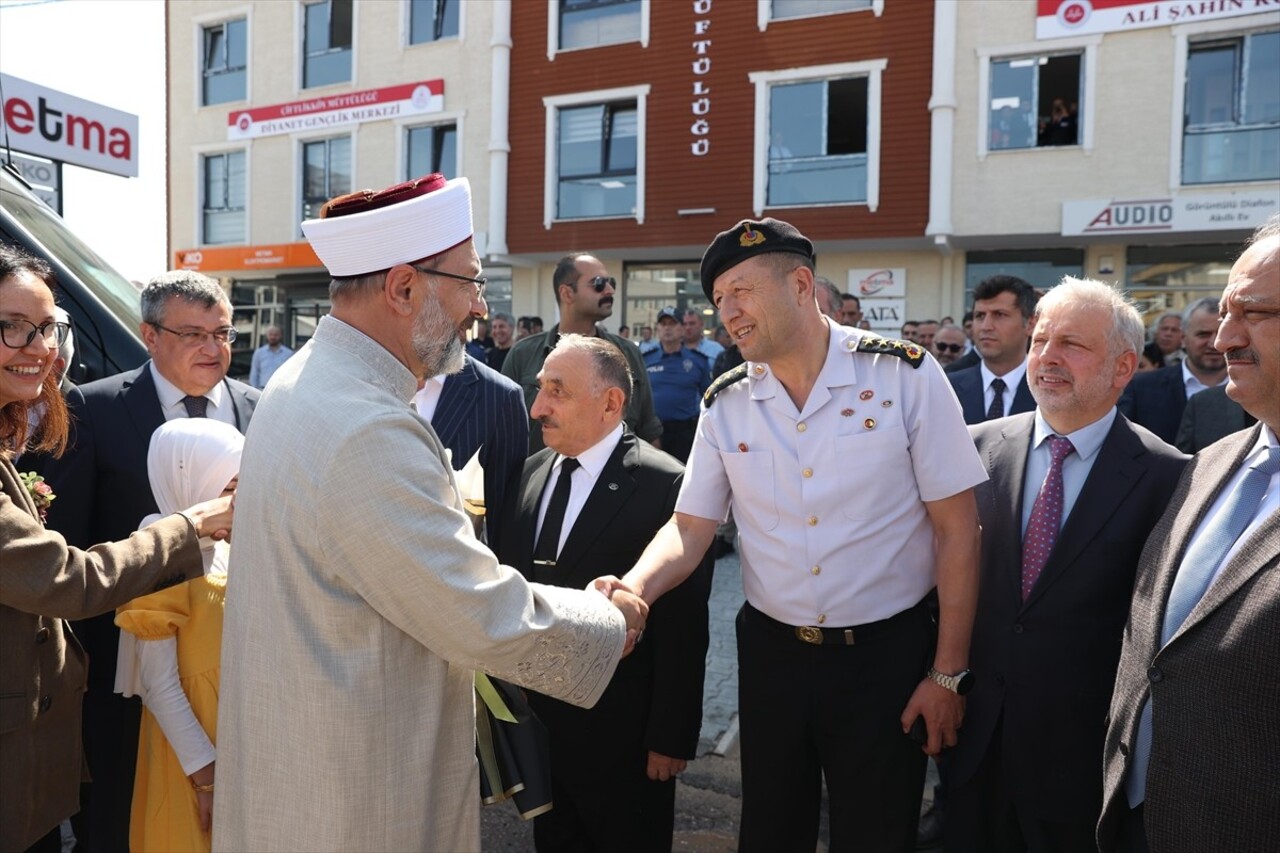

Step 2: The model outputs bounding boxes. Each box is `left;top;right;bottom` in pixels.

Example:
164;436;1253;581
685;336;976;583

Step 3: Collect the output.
214;175;646;853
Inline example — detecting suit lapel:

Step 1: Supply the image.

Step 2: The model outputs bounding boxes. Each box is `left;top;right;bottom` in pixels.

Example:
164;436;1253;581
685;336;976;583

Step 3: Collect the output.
1166;426;1273;645
1025;416;1146;608
958;370;984;424
555;434;639;581
222;378;248;431
517;452;556;581
1012;375;1035;415
431;360;479;453
121;364;166;448
989;416;1034;604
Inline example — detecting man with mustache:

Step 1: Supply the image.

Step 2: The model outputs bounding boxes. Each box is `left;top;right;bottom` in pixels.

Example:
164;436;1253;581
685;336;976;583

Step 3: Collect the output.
214;175;647;852
503;253;661;453
947;278;1185;852
1119;298;1227;444
1100;215;1280;853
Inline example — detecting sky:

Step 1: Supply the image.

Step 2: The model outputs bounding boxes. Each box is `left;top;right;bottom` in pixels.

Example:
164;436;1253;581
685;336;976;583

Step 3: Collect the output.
0;0;167;283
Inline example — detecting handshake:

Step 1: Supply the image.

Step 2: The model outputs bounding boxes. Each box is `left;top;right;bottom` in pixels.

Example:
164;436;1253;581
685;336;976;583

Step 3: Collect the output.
591;575;648;657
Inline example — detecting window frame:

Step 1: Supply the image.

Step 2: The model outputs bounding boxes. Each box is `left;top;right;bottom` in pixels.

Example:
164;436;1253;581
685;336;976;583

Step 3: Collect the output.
543;85;650;227
749;60;886;216
193;144;250;247
1172;20;1280;188
406;0;462;47
200;17;249;107
296;132;355;233
399;115;463;180
976;36;1100;161
192;7;252;110
199;149;249;246
546;0;649;60
300;0;355;90
757;0;881;31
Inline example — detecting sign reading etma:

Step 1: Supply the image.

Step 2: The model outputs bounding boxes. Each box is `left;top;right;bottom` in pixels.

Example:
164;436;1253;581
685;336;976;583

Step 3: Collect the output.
1062;193;1278;236
0;74;139;178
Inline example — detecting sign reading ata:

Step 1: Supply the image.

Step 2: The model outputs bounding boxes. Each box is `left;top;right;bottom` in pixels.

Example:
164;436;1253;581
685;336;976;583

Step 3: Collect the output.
228;81;444;140
1036;0;1277;40
1061;192;1278;235
0;73;139;178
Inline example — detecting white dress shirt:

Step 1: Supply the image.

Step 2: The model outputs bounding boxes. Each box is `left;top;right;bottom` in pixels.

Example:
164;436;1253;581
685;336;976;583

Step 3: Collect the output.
150;362;235;426
980;358;1028;417
1181;361;1227;400
536;423;624;560
411;375;446;422
1021;408;1118;537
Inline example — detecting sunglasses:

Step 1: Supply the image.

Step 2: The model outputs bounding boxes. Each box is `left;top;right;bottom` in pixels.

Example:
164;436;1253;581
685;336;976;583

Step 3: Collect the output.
934;342;964;354
585;276;616;293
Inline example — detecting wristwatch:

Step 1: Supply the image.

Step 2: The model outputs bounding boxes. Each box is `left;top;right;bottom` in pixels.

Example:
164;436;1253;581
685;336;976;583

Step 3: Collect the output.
927;667;975;696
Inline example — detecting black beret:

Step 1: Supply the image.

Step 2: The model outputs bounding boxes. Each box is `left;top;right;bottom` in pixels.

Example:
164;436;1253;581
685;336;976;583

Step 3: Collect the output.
699;217;815;301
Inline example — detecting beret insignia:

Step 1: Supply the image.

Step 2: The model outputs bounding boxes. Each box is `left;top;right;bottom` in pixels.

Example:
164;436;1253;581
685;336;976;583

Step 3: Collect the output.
703;362;749;408
739;225;766;247
855;336;926;369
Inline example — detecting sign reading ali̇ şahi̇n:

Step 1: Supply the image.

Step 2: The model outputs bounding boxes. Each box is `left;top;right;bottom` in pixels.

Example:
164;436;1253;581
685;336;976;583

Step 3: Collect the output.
227;80;444;140
1036;0;1277;40
0;73;139;177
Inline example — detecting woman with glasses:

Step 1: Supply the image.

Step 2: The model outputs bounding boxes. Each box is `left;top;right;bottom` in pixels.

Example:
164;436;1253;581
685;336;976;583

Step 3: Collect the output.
0;245;234;853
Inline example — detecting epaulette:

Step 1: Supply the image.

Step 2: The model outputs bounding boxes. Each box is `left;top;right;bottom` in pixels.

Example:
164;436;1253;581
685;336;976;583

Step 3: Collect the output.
855;335;926;369
702;362;748;408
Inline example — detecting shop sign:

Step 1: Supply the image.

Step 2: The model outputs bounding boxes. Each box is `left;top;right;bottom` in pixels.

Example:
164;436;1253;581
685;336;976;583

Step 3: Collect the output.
227;80;444;141
1062;192;1278;235
690;0;713;157
175;242;322;272
848;268;907;298
0;73;138;177
1036;0;1277;40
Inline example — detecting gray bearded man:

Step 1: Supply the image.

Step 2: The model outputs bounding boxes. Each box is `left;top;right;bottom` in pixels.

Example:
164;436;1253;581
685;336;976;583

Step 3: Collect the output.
214;175;646;852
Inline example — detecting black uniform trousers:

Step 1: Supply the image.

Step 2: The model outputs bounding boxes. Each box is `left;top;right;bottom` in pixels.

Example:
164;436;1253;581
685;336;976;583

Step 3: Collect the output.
736;600;934;853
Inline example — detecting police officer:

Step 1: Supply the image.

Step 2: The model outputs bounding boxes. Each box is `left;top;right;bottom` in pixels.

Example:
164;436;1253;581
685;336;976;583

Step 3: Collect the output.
644;306;711;462
601;218;987;852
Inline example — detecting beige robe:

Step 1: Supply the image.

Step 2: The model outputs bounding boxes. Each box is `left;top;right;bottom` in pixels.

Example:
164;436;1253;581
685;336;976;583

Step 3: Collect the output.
213;317;625;853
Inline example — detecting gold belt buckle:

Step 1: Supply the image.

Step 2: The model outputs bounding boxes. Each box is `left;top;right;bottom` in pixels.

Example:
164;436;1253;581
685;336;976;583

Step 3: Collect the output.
795;625;823;645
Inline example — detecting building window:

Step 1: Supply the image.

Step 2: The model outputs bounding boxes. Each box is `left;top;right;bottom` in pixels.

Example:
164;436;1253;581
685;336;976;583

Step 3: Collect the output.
303;0;353;89
1127;244;1238;324
409;0;458;44
964;249;1084;304
1183;30;1280;185
559;0;640;51
750;60;885;214
202;151;246;245
301;136;351;223
202;19;247;106
988;53;1082;151
769;0;871;20
556;101;637;220
406;124;457;179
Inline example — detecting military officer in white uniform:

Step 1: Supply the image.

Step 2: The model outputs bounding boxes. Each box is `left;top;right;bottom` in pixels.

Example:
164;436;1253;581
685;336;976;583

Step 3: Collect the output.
603;218;987;852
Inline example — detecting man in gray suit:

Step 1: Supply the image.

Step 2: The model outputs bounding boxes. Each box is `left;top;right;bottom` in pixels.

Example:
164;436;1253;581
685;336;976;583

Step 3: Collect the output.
1174;382;1253;453
1100;215;1280;853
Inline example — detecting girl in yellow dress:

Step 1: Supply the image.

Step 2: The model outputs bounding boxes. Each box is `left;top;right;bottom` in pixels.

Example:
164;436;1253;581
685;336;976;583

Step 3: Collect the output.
114;419;243;853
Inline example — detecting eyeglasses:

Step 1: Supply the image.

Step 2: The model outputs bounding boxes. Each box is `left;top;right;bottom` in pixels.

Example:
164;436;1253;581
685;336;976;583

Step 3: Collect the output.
586;276;616;293
150;322;237;346
0;319;72;349
934;342;964;354
414;266;487;300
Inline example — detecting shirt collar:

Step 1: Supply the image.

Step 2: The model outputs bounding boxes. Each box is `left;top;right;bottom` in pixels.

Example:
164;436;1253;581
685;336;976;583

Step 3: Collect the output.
1032;406;1117;462
1181;360;1226;393
981;358;1028;390
748;320;856;401
555;423;624;479
149;361;226;412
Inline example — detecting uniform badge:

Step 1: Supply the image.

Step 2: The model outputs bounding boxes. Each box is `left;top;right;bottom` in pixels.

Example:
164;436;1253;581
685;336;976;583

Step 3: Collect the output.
683;359;693;372
739;224;766;247
738;442;749;452
608;482;619;491
859;390;874;401
881;400;893;408
841;408;854;417
863;418;877;430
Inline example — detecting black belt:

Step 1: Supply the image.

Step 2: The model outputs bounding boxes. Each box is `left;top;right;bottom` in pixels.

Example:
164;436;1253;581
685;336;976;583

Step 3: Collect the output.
746;599;927;646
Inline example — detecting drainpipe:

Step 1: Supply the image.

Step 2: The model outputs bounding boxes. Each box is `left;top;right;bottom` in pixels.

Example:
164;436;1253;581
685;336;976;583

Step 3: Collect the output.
926;0;958;312
487;0;512;258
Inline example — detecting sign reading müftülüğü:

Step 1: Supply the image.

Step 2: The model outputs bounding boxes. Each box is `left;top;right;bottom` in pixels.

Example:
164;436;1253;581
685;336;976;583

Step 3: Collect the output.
227;81;444;140
691;0;712;157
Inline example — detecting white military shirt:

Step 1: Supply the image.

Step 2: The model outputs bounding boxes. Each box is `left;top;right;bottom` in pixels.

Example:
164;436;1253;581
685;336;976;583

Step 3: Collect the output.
677;323;987;627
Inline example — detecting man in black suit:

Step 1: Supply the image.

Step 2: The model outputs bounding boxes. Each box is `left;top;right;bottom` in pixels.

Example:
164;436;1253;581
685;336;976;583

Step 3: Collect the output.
35;271;259;852
493;334;711;852
948;276;1037;423
1118;297;1226;443
947;277;1186;853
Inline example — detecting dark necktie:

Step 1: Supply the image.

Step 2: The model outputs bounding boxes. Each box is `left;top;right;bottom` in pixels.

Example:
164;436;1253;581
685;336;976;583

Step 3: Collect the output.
1127;445;1280;807
986;377;1007;421
183;395;208;418
1021;434;1075;601
533;457;580;566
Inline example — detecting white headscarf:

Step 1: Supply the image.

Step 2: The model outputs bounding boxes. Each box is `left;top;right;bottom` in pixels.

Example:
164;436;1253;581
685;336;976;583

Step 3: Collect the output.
116;419;244;697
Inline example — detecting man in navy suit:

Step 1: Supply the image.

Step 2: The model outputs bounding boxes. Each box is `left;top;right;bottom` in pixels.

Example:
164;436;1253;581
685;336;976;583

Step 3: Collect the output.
1119;298;1227;444
416;350;528;546
35;271;259;853
948;276;1038;424
947;278;1185;852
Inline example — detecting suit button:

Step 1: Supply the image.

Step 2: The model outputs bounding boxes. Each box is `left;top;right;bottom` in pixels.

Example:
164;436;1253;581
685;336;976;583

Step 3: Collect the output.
39;695;52;713
1012;623;1024;635
1148;666;1163;683
36;627;51;645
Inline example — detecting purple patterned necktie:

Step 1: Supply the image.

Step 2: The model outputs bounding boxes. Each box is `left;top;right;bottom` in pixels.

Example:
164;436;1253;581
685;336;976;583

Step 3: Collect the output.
1021;434;1075;601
